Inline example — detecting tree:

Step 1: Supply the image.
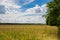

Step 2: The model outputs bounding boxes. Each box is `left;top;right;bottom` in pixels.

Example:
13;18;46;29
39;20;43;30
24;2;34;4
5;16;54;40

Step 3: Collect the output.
46;0;60;26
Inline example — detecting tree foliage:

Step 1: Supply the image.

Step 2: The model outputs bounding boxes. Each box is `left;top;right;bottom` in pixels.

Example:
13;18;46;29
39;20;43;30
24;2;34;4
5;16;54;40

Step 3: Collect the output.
46;0;60;26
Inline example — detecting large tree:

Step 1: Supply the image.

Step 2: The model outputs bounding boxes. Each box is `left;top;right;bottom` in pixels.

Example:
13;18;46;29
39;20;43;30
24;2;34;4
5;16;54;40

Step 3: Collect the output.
46;0;60;26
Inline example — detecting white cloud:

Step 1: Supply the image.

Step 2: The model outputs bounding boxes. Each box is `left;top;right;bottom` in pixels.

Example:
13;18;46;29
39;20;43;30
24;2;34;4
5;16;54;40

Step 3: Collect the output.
41;4;48;15
0;0;47;23
25;4;41;14
0;0;21;15
24;4;47;16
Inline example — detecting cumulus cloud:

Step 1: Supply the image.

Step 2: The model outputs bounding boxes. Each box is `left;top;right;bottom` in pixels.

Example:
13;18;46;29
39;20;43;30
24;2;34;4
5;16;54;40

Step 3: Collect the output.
25;4;41;14
24;4;47;16
0;0;47;23
41;4;48;15
22;4;47;23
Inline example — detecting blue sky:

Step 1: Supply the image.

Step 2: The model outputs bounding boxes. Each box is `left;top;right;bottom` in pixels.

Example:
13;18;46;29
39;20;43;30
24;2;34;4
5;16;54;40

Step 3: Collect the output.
0;0;52;23
20;0;52;11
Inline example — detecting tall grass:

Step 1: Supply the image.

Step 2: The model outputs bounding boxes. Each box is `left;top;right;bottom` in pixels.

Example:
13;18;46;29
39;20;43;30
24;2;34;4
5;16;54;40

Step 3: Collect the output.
0;25;58;40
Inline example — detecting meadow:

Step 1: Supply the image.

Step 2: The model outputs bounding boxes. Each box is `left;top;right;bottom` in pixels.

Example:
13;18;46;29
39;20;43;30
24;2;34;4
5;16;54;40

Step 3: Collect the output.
0;25;58;40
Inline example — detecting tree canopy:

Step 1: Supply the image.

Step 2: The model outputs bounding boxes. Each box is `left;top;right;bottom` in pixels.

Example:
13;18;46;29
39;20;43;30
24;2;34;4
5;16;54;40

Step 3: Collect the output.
46;0;60;26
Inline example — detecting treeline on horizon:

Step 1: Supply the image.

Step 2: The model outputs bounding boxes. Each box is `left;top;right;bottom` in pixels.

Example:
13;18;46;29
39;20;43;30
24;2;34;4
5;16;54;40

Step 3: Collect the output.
0;23;46;25
46;0;60;26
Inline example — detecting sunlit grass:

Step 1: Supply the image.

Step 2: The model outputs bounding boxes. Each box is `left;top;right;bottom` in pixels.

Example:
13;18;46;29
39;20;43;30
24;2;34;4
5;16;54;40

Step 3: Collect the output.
0;25;58;40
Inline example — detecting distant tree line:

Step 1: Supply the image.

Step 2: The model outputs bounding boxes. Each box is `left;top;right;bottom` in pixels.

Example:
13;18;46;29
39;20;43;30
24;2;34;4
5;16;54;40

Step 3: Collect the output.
46;0;60;26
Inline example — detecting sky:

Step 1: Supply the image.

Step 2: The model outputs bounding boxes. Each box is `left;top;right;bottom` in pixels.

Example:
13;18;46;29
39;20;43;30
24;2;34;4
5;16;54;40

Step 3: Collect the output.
0;0;52;24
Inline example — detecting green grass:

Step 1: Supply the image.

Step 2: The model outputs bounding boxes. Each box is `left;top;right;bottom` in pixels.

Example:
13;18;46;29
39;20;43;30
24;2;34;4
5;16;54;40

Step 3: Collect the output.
0;25;58;40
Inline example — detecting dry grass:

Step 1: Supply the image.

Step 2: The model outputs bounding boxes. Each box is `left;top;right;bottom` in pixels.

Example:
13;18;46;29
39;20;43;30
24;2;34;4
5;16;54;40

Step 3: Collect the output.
0;25;58;40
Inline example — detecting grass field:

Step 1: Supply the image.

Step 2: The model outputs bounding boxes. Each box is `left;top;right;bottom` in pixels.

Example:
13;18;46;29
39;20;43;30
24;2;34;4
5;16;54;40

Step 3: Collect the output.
0;25;58;40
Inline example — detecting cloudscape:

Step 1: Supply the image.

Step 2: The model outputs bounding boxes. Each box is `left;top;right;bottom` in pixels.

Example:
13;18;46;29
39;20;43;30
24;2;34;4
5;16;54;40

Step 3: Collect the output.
0;0;51;24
